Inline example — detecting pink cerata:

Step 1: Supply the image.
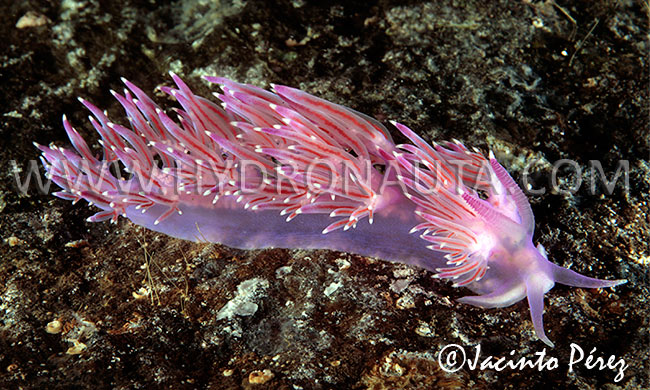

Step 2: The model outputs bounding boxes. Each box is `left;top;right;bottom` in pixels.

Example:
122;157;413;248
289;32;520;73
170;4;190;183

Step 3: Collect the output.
36;73;626;347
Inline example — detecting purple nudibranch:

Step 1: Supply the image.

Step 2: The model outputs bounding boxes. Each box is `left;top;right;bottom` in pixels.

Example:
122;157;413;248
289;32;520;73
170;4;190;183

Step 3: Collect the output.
37;73;626;347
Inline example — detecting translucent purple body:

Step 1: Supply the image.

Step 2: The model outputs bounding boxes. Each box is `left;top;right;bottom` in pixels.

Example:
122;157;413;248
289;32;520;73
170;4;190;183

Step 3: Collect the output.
37;74;626;346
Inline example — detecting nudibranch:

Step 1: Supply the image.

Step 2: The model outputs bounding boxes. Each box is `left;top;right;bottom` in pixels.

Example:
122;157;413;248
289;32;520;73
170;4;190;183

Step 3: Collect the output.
36;73;626;346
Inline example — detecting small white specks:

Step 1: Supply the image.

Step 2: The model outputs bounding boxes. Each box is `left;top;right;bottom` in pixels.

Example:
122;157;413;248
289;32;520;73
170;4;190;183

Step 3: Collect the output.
216;278;269;321
324;281;343;298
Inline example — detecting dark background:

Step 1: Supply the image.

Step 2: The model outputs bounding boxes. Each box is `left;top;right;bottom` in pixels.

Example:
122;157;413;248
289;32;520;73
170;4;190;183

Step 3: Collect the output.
0;0;647;389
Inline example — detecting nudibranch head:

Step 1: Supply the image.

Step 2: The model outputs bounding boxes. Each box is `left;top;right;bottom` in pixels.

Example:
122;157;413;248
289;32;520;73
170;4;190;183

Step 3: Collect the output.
394;135;627;347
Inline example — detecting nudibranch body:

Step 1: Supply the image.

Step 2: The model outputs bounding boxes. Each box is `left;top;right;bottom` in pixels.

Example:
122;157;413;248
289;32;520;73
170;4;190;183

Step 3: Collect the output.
37;74;626;346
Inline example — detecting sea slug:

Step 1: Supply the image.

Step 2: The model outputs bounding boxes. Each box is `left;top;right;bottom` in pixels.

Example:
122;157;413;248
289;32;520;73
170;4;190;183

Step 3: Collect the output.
36;73;626;346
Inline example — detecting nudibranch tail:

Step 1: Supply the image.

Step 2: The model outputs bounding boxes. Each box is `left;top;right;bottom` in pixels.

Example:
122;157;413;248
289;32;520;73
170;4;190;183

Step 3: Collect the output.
36;74;626;347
